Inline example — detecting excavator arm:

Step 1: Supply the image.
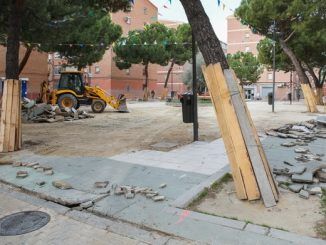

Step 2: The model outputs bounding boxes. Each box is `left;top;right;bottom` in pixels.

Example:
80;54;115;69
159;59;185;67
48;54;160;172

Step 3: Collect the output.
85;86;128;112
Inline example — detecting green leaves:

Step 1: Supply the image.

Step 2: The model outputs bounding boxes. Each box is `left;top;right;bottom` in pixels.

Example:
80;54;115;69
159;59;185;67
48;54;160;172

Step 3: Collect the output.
0;0;130;69
227;51;263;85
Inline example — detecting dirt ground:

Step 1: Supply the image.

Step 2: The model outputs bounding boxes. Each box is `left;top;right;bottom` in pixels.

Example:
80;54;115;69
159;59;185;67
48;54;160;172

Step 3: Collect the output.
193;179;324;238
21;100;321;157
21;101;219;157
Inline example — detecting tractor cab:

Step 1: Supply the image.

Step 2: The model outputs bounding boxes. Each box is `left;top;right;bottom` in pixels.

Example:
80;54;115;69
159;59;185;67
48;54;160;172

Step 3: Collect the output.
58;71;85;95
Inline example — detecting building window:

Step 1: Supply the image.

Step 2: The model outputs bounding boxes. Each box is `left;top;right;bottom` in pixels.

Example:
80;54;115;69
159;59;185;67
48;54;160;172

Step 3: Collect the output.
245;46;250;52
95;66;100;74
268;73;273;80
53;66;62;75
124;16;131;25
143;7;148;15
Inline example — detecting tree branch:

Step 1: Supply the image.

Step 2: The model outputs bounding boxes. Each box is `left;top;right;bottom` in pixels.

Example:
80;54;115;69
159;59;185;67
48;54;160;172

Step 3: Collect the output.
18;45;33;75
284;31;295;43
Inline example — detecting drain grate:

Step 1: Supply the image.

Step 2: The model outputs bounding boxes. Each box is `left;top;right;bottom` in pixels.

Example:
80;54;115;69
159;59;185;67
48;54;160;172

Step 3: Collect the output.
0;211;50;236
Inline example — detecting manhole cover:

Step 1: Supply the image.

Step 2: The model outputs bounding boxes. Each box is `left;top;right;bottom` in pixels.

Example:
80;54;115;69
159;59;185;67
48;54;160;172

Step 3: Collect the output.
0;211;50;236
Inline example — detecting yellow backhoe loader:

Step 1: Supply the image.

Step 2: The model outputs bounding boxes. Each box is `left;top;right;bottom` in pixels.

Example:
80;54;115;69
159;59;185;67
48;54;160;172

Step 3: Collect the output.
44;71;128;113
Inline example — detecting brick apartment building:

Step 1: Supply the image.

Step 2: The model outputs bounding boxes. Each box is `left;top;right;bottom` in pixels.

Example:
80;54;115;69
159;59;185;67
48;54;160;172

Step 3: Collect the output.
0;46;48;99
50;0;159;99
227;16;298;101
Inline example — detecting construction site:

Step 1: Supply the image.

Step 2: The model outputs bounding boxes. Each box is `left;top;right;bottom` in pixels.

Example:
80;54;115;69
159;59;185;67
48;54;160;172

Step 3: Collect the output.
0;0;326;244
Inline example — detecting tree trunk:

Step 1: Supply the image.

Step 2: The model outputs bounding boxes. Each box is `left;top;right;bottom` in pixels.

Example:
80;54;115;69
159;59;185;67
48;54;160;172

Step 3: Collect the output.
279;39;310;85
305;63;323;105
161;60;175;100
18;46;33;75
179;0;229;69
5;0;25;79
143;64;149;101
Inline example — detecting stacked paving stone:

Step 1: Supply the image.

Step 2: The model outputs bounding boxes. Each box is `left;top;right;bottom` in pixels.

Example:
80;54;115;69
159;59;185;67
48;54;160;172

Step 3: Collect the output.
21;98;94;123
266;120;326;199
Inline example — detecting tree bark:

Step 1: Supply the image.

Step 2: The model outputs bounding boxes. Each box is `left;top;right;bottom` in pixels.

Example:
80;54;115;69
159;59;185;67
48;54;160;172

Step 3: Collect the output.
161;60;175;100
179;0;229;69
305;63;321;88
143;63;149;101
279;38;310;85
164;60;175;88
5;0;25;79
18;46;33;75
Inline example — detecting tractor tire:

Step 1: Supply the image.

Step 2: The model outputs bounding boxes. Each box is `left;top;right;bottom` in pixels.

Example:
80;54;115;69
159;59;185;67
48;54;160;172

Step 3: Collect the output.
91;100;106;113
58;94;78;110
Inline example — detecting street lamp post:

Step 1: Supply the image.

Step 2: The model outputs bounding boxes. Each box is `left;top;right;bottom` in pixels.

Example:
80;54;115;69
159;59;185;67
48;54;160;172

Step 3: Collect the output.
192;31;198;141
272;20;276;112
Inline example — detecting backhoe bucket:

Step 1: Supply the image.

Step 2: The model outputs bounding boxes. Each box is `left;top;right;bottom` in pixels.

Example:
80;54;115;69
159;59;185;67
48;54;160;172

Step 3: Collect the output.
117;95;129;112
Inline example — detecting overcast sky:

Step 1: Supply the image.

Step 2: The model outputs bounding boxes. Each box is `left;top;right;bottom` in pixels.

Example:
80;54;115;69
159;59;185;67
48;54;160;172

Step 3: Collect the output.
150;0;242;43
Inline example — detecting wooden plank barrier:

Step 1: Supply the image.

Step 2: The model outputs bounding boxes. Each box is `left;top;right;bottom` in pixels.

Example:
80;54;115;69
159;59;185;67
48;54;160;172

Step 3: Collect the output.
0;79;22;152
301;83;318;113
202;64;279;207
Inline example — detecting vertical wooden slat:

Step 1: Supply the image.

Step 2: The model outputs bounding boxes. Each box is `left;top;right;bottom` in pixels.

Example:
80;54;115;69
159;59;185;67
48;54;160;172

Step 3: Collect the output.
202;65;247;199
3;80;14;152
0;80;9;152
16;80;22;150
9;80;19;151
226;69;278;206
210;64;260;201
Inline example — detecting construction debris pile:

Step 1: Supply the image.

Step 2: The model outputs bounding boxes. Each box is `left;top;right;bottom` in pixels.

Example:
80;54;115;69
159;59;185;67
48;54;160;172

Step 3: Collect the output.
113;184;166;202
12;161;166;206
265;120;326;199
22;98;94;123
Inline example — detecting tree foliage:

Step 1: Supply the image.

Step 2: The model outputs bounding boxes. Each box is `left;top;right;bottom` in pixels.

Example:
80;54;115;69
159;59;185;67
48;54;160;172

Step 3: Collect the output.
257;38;294;72
0;0;130;75
162;23;193;92
114;23;172;100
227;51;263;86
236;0;326;89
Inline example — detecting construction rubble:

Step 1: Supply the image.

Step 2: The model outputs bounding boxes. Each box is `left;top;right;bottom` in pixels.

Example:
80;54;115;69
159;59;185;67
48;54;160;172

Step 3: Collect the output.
22;98;94;123
12;161;166;208
265;119;326;199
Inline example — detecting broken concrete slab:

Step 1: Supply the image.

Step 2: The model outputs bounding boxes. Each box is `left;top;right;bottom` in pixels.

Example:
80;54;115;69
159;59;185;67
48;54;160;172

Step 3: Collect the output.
52;180;73;190
299;189;310;199
44;170;54;176
294;148;309;154
275;175;291;185
80;201;93;209
292;173;313;184
16;171;28;178
316;170;326;182
281;142;296;147
288;184;303;193
309;186;322;195
153;195;165;202
94;181;109;188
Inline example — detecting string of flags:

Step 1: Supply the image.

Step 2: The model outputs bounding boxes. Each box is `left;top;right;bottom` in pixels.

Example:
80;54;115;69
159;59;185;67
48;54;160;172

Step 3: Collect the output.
128;0;235;13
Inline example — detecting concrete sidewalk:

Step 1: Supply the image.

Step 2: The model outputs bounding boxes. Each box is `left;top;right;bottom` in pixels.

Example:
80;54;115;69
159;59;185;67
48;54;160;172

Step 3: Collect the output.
0;183;195;245
0;138;325;244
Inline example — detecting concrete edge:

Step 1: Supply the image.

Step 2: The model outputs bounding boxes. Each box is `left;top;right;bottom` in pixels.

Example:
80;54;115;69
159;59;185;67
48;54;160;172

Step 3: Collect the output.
0;182;187;245
164;206;246;230
171;165;230;208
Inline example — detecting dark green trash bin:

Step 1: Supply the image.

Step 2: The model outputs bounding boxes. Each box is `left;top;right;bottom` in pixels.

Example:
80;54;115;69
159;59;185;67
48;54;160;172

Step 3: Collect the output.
180;93;194;123
268;92;273;105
